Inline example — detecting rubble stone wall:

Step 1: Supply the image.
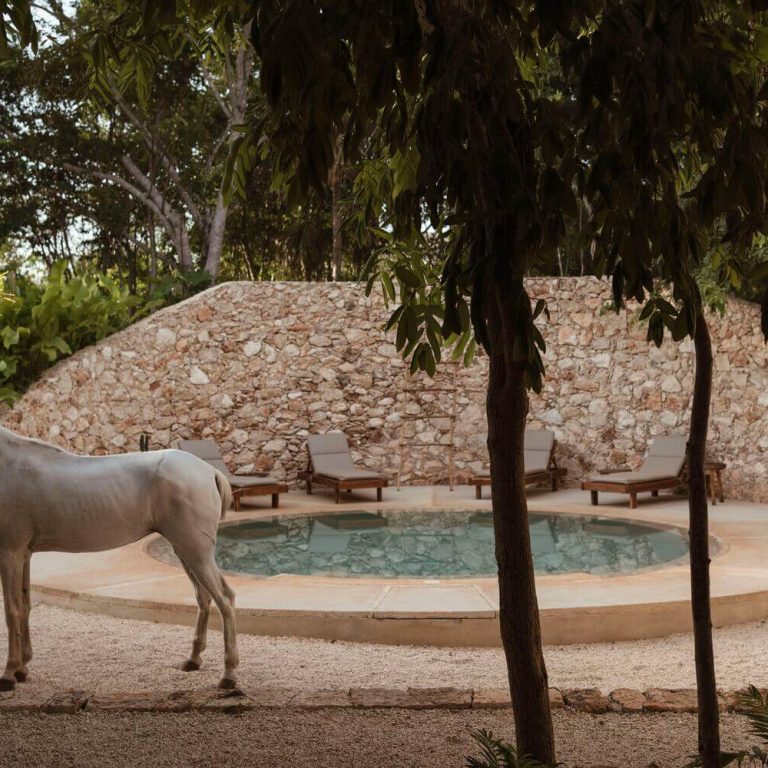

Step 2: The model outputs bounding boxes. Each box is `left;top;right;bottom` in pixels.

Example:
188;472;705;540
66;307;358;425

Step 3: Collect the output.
7;278;768;501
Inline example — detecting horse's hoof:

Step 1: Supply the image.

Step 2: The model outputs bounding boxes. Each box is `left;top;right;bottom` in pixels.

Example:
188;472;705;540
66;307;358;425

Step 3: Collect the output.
180;659;200;672
13;669;28;683
0;677;15;692
217;676;237;690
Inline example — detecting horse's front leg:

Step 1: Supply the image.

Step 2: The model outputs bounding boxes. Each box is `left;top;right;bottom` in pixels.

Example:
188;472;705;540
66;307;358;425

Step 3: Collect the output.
15;552;32;682
0;550;25;690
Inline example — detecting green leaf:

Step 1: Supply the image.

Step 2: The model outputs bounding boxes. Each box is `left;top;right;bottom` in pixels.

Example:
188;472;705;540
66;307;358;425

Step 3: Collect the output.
395;264;421;289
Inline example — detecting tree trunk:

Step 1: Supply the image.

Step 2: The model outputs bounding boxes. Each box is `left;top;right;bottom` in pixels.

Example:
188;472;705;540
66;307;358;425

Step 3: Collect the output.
487;289;555;765
330;136;343;281
147;213;158;278
203;191;229;280
688;312;720;768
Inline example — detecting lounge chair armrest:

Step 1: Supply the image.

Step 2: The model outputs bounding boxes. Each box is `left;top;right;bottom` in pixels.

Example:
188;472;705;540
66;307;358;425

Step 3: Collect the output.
597;466;631;474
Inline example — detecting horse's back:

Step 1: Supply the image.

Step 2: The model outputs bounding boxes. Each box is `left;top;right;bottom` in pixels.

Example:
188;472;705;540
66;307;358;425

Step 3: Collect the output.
0;446;223;553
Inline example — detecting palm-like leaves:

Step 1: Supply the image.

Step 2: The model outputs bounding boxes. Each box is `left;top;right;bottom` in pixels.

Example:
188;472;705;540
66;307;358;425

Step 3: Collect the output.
466;730;553;768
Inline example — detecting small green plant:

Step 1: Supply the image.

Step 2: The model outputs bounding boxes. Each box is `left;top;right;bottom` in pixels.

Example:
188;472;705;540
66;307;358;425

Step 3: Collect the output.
466;730;552;768
686;686;768;768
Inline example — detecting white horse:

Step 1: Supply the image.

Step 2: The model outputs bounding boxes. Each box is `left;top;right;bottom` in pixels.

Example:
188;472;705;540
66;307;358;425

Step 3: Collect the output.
0;426;239;691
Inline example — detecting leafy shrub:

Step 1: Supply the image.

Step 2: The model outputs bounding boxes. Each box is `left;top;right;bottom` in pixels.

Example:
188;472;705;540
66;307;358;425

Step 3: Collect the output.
0;261;153;404
466;730;552;768
687;686;768;768
146;268;212;306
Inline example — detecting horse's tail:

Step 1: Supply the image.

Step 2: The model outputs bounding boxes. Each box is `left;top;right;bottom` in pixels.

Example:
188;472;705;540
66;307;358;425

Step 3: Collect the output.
214;470;233;519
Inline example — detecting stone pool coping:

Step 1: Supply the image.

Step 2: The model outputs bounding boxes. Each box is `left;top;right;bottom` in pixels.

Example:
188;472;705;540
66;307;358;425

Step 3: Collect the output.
0;685;762;716
29;486;768;646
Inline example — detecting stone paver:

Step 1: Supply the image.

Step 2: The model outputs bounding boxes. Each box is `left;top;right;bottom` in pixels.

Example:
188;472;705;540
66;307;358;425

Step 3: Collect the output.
471;688;511;709
563;688;610;714
609;688;646;713
643;688;699;713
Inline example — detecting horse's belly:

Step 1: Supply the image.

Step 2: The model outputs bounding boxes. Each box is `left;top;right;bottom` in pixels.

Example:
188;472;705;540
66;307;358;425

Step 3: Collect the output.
30;490;155;553
33;522;153;553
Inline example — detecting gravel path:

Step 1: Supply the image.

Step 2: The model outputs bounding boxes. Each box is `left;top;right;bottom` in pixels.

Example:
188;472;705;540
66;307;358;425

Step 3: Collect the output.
0;601;766;695
0;709;755;768
2;602;766;767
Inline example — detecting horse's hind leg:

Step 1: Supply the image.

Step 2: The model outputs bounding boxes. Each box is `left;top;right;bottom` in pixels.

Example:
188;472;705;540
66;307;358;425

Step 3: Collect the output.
174;544;239;690
15;552;32;682
0;550;25;691
175;554;212;672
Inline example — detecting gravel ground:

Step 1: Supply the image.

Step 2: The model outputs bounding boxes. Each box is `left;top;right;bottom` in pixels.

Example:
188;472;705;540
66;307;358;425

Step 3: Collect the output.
0;709;755;768
1;601;766;768
0;601;765;696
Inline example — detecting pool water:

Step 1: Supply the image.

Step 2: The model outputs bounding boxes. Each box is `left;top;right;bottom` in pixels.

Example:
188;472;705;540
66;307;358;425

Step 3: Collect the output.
214;510;689;578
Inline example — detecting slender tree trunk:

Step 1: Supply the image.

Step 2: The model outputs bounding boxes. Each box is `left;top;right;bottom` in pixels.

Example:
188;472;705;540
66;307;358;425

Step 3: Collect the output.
330;136;343;281
203;192;230;280
688;312;720;768
486;285;555;765
147;212;158;278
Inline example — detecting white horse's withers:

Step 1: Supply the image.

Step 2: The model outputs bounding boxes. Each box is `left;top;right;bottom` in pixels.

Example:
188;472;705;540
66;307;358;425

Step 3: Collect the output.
0;426;239;691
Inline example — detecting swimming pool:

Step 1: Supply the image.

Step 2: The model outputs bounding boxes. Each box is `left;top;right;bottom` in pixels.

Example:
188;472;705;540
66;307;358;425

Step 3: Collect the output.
214;509;689;578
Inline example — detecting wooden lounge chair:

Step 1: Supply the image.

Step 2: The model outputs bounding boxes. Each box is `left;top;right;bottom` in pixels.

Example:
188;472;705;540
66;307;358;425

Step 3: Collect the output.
581;434;687;509
303;432;388;503
469;429;567;500
177;439;288;511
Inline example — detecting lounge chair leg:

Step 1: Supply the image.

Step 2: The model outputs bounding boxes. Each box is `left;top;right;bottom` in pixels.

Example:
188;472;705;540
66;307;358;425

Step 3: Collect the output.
233;494;240;512
271;493;279;509
590;490;598;506
335;487;341;504
475;485;482;500
377;487;382;502
629;493;637;509
306;479;312;495
651;490;659;497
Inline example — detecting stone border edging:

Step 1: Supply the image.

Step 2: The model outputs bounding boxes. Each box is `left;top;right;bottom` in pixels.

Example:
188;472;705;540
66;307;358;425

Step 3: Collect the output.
0;686;762;715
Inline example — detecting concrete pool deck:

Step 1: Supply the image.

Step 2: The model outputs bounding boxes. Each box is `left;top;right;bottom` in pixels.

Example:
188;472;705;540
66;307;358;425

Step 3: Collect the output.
28;486;768;646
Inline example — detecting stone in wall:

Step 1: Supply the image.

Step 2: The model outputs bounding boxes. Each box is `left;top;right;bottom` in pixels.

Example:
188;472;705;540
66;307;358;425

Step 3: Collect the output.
5;278;768;502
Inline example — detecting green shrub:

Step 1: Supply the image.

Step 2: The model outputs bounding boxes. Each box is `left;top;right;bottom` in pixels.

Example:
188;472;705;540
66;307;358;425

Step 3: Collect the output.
687;686;768;768
0;261;153;404
146;268;212;305
466;730;552;768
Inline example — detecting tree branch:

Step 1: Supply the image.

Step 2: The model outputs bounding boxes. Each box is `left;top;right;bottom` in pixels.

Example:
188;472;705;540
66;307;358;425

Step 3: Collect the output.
63;162;182;250
107;80;205;226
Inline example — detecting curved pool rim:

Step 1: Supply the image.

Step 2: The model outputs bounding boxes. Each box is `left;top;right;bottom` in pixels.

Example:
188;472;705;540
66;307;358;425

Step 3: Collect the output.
27;486;768;648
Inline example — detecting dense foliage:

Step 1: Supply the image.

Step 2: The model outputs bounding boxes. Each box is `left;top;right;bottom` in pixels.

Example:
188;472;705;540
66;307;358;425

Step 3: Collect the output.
0;0;367;288
0;261;150;403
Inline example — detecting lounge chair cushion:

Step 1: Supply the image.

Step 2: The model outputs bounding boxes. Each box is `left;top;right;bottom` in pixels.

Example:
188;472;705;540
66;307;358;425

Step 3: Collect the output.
474;428;555;479
640;434;687;477
307;432;384;481
585;470;679;484
228;474;282;488
178;438;224;462
178;439;281;486
587;435;687;485
524;429;555;473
